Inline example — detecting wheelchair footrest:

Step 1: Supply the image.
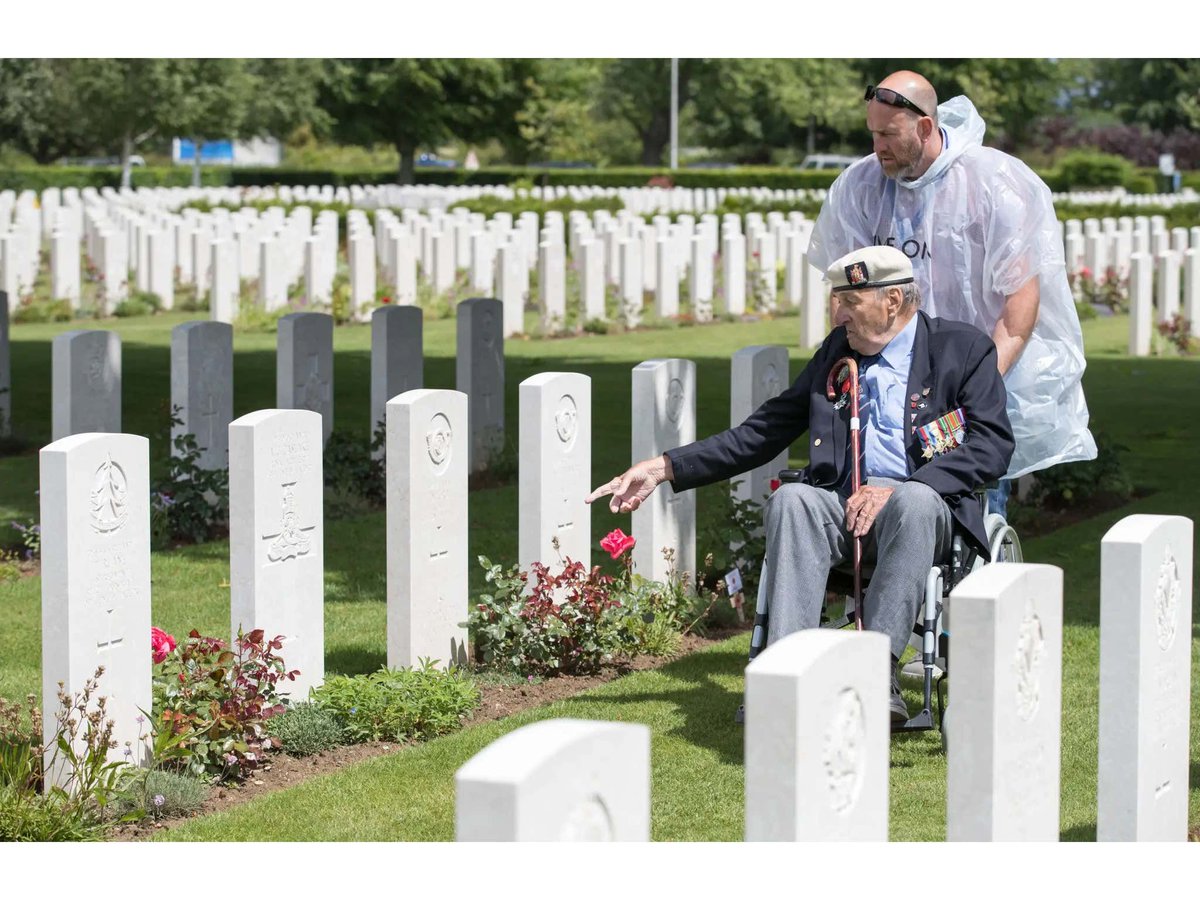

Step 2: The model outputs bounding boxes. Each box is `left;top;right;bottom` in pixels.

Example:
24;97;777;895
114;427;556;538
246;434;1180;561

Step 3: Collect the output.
893;708;935;733
734;704;745;725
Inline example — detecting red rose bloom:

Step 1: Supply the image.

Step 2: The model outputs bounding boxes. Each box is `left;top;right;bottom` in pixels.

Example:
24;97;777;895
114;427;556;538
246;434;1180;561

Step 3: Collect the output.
600;528;636;559
150;626;177;664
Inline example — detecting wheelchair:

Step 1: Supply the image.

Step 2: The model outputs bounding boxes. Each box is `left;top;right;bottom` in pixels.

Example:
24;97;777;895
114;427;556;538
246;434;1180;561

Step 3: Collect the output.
734;470;1023;742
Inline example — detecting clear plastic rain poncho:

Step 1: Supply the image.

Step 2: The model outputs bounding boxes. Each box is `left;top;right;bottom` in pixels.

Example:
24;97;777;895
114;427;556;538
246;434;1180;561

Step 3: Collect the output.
809;96;1097;479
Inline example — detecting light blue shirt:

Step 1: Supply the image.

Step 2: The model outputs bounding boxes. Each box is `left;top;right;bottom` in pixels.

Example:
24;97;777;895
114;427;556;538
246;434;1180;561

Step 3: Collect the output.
860;313;917;479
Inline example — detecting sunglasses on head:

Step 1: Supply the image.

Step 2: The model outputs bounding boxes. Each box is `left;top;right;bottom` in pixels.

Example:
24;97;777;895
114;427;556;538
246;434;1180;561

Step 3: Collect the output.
864;85;929;119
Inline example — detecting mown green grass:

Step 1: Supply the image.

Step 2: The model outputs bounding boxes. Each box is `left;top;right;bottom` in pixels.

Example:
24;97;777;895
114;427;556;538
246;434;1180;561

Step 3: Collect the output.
0;306;1197;840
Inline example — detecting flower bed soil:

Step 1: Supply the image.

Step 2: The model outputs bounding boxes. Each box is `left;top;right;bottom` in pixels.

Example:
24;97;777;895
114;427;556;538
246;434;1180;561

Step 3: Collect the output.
108;627;745;841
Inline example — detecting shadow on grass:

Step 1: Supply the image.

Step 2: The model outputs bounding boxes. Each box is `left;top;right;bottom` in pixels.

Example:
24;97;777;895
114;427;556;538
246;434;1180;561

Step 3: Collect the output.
555;644;749;766
325;645;386;677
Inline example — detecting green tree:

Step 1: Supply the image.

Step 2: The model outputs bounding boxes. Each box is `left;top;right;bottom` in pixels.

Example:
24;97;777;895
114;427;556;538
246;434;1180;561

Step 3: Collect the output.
691;59;860;162
322;59;513;183
171;59;325;186
852;59;1071;152
1092;59;1200;132
514;58;638;165
596;59;715;167
0;59;89;164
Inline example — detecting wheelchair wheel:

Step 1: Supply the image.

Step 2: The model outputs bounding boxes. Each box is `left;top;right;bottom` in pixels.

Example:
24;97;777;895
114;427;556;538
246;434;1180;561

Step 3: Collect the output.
985;514;1023;564
941;705;950;755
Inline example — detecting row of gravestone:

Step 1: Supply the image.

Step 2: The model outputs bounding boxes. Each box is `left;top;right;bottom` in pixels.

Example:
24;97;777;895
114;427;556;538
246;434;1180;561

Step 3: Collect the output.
1059;217;1200;355
455;518;1193;841
13;289;792;581
35;336;796;778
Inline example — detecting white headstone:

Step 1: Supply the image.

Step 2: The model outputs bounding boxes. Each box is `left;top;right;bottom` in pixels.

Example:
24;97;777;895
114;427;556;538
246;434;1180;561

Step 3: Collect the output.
149;230;174;310
723;233;746;315
52;330;121;440
229;408;324;698
1097;515;1193;841
731;345;789;505
370;305;423;438
259;237;287;312
456;718;650;841
519;372;591;577
801;258;828;350
40;432;151;783
350;233;376;319
631;358;695;583
689;235;713;322
654;238;677;318
51;231;81;308
619;239;642;326
1129;252;1153;356
497;240;527;338
276;312;334;446
170;321;233;471
581;239;606;323
1185;249;1200;339
538;241;566;333
946;563;1063;841
456;298;505;472
385;388;468;669
433;230;456;294
210;238;239;325
744;630;889;841
1156;251;1180;322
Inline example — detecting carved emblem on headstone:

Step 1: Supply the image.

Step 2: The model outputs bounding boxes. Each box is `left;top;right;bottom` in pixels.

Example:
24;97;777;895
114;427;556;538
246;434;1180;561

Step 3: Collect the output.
426;413;453;467
89;454;129;534
86;346;106;387
1155;544;1180;651
481;309;497;347
760;363;782;400
558;795;614;841
298;353;329;413
263;483;313;563
822;688;865;814
554;394;578;445
665;377;684;424
1014;599;1044;722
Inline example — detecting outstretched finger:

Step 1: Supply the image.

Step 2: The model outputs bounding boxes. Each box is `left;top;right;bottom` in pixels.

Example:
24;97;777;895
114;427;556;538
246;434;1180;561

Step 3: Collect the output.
585;480;618;505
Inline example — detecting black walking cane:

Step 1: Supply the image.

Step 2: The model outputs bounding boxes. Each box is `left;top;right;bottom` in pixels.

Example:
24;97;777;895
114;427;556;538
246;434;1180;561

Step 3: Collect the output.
827;358;864;632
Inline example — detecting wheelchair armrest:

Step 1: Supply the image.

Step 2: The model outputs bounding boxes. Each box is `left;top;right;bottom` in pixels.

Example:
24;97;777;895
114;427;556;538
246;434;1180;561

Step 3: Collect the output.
778;469;806;484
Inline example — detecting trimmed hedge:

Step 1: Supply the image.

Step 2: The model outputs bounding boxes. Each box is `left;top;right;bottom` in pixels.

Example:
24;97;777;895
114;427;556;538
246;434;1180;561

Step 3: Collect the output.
0;161;1186;196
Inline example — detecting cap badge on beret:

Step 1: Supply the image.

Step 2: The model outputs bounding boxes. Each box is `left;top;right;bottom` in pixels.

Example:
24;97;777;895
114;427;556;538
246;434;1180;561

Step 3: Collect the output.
845;262;869;286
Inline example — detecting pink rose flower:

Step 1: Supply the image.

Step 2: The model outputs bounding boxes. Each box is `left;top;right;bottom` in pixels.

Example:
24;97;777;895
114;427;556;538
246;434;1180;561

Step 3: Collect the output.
600;528;636;559
151;626;177;664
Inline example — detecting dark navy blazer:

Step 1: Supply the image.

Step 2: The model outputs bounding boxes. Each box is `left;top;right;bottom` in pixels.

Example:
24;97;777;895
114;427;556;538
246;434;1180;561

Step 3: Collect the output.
665;311;1015;555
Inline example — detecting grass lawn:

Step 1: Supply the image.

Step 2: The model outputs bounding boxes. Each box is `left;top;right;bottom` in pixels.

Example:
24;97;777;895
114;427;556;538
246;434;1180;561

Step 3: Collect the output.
0;305;1196;840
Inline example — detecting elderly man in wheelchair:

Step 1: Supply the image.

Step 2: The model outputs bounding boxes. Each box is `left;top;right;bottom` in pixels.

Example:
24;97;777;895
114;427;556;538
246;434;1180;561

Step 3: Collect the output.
587;245;1016;734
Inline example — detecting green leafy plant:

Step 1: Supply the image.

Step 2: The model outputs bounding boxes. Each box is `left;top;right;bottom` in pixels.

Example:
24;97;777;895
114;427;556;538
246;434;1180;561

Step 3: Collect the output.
467;556;630;676
1026;431;1135;508
323;426;385;517
153;628;297;780
151;407;229;549
115;768;210;822
266;702;345;756
11;296;72;324
1156;313;1197;355
698;479;768;597
311;662;479;744
113;290;163;318
0;669;134;841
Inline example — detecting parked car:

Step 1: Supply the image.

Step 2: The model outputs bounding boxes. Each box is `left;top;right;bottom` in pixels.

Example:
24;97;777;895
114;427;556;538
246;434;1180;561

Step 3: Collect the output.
798;154;860;171
416;153;457;168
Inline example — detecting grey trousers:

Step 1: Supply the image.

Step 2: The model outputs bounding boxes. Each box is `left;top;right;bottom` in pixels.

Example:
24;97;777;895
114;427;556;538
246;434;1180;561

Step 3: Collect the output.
762;477;953;661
